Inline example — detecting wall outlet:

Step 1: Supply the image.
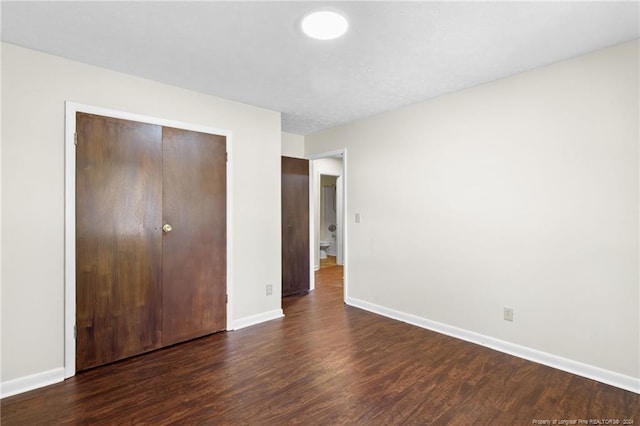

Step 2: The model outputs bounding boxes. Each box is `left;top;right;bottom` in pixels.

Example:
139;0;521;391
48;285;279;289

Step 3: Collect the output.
355;213;361;223
266;284;273;296
503;306;514;322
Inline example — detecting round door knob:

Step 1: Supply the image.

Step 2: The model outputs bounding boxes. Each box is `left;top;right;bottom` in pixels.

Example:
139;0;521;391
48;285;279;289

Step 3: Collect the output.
162;224;173;233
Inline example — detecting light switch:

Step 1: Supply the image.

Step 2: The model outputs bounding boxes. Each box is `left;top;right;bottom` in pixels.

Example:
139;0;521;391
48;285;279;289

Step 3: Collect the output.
355;213;361;223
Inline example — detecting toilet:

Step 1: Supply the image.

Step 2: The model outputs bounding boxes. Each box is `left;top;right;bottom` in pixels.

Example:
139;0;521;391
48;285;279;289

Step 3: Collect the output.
319;241;331;259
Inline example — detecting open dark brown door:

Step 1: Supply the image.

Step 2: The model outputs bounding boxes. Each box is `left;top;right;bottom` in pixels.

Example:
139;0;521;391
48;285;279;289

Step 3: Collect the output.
281;156;310;297
162;127;227;345
76;113;163;370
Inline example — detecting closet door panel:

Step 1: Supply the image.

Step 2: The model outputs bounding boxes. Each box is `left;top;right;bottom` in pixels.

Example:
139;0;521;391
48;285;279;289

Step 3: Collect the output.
76;113;163;371
162;127;227;345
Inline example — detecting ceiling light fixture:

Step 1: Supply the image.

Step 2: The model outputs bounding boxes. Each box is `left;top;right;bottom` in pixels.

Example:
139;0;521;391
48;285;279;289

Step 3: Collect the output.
301;11;349;40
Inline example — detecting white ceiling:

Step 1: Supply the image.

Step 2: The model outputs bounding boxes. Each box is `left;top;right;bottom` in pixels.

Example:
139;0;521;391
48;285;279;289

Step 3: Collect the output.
2;1;639;135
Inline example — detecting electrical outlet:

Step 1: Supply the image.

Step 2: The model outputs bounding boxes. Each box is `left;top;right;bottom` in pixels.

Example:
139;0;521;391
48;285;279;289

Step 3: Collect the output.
503;307;514;322
355;213;361;223
266;284;273;296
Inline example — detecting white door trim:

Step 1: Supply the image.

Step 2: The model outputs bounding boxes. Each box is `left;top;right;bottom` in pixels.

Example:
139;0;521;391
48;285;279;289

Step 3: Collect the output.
316;171;342;265
307;149;348;302
336;175;344;266
64;102;234;378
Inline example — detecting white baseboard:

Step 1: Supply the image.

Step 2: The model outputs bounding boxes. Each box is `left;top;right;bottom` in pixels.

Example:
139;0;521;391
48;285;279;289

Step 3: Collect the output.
1;367;65;399
5;303;637;399
346;296;640;394
2;310;285;399
232;309;284;330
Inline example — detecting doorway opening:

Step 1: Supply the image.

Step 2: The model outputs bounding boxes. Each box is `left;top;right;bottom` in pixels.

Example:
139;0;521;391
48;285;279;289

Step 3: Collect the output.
308;149;347;303
318;174;341;269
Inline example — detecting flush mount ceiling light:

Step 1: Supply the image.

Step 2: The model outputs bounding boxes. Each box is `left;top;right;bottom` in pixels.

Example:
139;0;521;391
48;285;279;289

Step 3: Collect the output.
301;11;349;40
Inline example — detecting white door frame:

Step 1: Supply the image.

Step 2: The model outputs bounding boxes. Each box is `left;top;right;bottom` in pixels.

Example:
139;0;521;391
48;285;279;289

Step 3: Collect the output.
317;172;342;265
336;175;344;266
64;102;234;378
307;149;348;302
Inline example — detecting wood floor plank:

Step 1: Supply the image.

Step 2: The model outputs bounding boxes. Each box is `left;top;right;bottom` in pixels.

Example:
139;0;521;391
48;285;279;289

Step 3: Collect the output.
2;265;639;424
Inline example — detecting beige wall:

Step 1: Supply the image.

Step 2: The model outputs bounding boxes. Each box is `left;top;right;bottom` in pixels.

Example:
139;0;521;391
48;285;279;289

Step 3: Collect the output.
1;43;282;382
281;132;305;158
307;40;639;382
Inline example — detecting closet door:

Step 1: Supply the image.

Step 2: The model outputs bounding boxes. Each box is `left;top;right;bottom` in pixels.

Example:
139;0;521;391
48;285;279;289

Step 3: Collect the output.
162;127;227;345
76;114;227;371
281;156;310;297
76;113;163;371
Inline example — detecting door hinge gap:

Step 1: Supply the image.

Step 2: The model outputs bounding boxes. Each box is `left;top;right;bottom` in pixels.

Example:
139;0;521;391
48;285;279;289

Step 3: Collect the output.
74;132;78;145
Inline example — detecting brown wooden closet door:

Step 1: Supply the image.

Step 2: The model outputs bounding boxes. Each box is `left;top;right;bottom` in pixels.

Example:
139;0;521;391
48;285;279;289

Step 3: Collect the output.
76;113;163;371
281;157;310;297
162;127;227;345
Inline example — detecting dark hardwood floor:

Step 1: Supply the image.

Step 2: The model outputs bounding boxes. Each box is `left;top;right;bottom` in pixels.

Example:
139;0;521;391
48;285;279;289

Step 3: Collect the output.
2;265;638;424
